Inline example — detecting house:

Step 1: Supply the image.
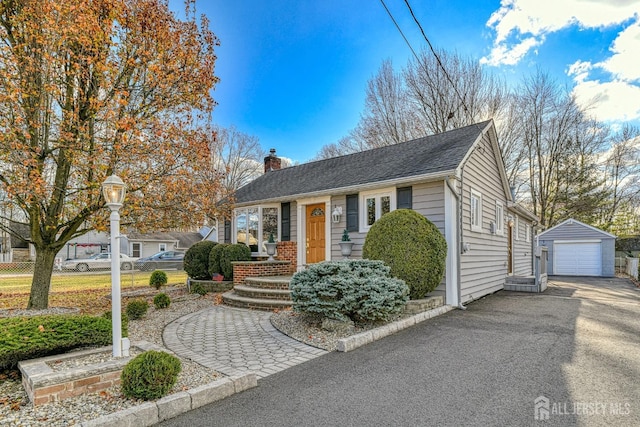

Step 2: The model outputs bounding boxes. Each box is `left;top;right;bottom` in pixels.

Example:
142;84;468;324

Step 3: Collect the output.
219;120;539;307
537;218;616;277
127;231;203;258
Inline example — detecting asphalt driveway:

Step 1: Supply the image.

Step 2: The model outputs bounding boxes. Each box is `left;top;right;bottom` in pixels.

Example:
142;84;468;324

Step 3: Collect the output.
160;276;640;427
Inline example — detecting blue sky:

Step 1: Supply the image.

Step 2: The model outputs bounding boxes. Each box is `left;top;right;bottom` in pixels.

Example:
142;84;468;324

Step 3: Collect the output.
172;0;640;163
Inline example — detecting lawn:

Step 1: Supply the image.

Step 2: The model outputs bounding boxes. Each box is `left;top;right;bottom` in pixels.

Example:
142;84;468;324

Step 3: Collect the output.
0;271;188;315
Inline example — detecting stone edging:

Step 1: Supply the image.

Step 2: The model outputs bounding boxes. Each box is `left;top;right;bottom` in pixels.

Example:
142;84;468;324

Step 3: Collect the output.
336;305;455;352
78;373;257;427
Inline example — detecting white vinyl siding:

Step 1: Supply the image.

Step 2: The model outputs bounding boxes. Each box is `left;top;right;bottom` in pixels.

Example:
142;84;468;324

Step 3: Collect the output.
460;133;510;303
512;214;534;276
514;216;519;240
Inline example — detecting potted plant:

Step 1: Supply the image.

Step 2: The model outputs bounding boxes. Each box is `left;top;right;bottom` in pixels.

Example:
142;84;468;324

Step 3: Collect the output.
339;229;354;258
265;232;277;261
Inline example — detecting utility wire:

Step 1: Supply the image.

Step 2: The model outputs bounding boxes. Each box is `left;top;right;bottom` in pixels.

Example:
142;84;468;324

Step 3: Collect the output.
402;0;471;117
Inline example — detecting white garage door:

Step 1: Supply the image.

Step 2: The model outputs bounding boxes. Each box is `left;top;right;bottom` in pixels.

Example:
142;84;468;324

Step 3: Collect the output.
554;242;601;276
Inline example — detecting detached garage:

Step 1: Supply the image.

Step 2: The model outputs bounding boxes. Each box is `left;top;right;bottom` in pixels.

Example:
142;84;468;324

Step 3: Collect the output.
538;218;616;277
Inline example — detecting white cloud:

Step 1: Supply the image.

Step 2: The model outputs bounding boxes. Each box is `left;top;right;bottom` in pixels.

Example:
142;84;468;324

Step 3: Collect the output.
481;0;640;66
572;78;640;122
598;20;640;81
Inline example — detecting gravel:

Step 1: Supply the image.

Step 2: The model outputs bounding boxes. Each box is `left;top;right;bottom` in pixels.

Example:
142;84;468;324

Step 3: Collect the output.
0;289;221;427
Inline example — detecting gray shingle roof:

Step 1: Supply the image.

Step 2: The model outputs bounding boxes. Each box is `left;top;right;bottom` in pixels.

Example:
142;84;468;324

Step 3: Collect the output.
235;120;491;204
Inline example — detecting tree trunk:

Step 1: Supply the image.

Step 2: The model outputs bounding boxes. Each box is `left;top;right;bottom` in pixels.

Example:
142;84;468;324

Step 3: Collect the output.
27;248;57;310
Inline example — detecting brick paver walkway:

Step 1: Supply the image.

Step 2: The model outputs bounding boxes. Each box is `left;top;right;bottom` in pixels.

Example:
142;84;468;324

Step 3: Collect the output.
163;306;327;378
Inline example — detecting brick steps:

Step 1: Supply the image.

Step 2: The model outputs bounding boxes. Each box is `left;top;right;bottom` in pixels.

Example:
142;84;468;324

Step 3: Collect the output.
223;275;293;311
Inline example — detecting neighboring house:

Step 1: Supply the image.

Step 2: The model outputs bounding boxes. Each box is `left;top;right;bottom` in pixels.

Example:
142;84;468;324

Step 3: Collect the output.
199;224;219;242
127;231;203;258
537;218;616;277
219;120;539;306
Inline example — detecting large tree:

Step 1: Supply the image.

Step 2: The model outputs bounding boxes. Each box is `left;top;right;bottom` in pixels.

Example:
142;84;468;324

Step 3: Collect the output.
0;0;224;309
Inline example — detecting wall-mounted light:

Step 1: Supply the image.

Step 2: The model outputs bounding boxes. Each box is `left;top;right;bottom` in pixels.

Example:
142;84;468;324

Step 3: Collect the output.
332;206;342;223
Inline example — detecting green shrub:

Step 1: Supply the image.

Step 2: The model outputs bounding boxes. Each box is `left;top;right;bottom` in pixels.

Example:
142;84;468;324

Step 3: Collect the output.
363;209;447;299
153;293;171;309
208;243;228;277
126;299;149;320
120;350;181;400
220;244;252;280
101;310;129;336
0;315;125;371
184;241;218;280
149;270;168;290
289;259;409;322
190;282;207;296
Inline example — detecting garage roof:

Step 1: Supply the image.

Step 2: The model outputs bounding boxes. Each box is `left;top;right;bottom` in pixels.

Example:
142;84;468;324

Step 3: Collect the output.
538;218;616;240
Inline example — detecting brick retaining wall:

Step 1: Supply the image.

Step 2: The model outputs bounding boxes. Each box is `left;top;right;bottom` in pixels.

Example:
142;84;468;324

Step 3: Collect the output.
232;261;292;285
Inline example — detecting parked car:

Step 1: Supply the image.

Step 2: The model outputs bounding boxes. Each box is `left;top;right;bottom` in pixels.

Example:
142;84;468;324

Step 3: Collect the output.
62;253;135;272
135;251;185;271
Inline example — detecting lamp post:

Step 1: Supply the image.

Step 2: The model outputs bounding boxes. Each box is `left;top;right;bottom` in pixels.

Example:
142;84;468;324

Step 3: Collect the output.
102;175;127;357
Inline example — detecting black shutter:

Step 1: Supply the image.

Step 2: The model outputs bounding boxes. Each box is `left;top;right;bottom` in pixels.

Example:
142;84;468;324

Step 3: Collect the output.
346;194;359;232
397;186;412;209
224;219;231;243
281;202;291;241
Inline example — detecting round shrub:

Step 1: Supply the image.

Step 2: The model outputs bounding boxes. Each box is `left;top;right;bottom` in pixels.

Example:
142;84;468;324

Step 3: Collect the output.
149;270;168;290
208;243;228;277
120;350;181;400
126;299;149;320
290;259;409;322
220;244;252;280
190;282;207;296
184;241;217;280
362;209;447;300
153;293;171;309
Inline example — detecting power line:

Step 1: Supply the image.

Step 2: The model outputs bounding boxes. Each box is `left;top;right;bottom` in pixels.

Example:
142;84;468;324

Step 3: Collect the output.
402;0;470;116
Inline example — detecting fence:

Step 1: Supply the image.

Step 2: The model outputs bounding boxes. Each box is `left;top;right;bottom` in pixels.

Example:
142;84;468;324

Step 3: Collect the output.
625;257;639;280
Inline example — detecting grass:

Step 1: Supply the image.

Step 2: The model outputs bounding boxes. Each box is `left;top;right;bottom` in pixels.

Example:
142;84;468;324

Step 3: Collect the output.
0;271;188;315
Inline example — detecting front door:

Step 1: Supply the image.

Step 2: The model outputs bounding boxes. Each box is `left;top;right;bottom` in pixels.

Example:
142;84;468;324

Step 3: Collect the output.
507;222;513;275
306;203;326;264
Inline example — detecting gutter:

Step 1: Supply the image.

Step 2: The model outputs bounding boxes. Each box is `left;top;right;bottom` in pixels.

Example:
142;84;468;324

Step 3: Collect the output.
445;175;466;311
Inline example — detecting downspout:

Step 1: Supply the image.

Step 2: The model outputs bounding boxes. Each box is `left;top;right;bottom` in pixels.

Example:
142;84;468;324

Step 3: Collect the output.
445;175;466;310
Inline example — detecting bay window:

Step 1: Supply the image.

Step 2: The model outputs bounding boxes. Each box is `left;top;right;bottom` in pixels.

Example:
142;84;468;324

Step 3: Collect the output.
234;205;280;254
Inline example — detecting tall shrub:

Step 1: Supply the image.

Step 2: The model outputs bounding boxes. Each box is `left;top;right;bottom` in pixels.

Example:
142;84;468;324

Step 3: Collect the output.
220;244;252;280
208;243;228;276
363;209;446;299
184;241;217;280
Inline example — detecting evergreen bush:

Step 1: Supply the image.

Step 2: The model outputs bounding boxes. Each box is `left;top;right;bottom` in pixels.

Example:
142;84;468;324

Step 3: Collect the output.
289;259;409;322
190;282;207;296
208;243;228;277
184;241;217;280
149;270;168;290
153;293;171;309
363;209;447;299
220;244;252;280
0;315;124;371
120;350;181;400
126;299;149;320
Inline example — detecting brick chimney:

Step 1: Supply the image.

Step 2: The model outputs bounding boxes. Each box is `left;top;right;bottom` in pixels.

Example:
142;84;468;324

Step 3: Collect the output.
264;148;282;173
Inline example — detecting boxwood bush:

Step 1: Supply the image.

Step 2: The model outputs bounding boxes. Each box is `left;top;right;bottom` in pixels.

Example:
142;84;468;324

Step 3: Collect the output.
153;293;171;309
120;350;181;400
184;241;218;280
126;299;149;320
208;243;228;277
363;209;447;299
149;270;168;290
0;315;126;371
220;244;252;280
289;259;409;322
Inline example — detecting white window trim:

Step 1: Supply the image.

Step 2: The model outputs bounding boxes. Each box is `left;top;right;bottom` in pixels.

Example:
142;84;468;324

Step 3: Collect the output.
514;216;520;241
359;187;396;232
159;243;167;252
525;223;531;242
495;201;504;236
233;204;280;255
470;189;482;233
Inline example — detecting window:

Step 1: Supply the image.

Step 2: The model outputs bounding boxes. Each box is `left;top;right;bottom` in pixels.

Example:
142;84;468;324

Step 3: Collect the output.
470;189;482;232
360;188;395;231
159;243;167;252
234;205;280;254
131;243;141;258
495;202;504;235
515;216;520;240
525;224;531;242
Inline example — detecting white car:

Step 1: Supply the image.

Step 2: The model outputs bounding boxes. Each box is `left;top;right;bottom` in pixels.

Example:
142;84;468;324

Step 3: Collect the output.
62;253;135;272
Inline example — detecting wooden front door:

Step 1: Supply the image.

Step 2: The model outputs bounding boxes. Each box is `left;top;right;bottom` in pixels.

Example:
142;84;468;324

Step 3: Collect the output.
305;203;326;264
507;222;513;274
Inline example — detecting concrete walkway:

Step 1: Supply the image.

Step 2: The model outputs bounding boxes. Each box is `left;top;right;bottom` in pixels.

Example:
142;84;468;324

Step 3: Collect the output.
162;306;327;378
